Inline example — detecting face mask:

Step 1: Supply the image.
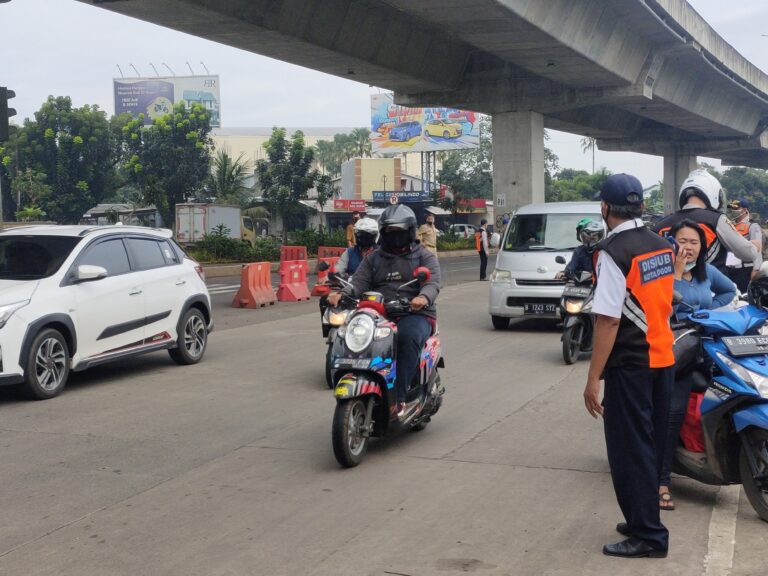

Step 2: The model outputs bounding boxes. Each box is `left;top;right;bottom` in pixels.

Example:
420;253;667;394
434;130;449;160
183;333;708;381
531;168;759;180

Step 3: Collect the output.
356;233;376;249
684;262;696;273
427;221;434;227
382;230;411;253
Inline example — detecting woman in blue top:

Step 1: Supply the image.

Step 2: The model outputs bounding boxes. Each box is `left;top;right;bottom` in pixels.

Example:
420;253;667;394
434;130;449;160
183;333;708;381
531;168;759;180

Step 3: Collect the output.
660;219;737;510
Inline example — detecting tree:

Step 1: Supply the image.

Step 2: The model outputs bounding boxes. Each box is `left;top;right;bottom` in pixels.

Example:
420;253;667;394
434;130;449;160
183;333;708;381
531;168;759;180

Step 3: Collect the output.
718;166;768;223
11;168;51;210
9;96;115;223
15;205;46;222
208;148;252;207
437;116;493;200
580;136;597;174
350;127;372;158
256;128;318;243
547;167;611;203
314;173;337;232
121;102;213;224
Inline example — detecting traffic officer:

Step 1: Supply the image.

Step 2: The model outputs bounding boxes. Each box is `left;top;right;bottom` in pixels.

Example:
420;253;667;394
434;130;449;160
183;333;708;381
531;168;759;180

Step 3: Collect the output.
725;198;763;292
653;169;759;274
585;173;674;559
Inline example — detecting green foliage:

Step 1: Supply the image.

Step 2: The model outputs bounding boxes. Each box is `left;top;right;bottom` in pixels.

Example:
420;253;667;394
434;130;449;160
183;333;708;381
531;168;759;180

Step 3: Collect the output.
208;148;252;207
15;205;46;222
718;167;768;222
11;168;51;209
8;96;115;223
288;228;347;254
546;168;611;203
120;102;213;224
314;128;372;176
436;235;474;251
190;231;281;263
438;116;493;201
256;128;318;243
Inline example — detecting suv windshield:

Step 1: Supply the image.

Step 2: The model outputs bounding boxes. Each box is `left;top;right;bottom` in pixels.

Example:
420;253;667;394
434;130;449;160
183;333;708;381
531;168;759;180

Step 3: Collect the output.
0;236;82;280
504;213;598;252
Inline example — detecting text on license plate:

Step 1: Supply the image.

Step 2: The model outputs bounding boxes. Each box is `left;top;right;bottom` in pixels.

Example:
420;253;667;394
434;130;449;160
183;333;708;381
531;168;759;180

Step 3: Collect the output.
524;303;557;314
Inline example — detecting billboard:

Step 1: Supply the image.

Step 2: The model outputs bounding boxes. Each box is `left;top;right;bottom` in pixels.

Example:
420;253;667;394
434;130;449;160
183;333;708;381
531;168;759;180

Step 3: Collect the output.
113;75;221;127
370;93;480;154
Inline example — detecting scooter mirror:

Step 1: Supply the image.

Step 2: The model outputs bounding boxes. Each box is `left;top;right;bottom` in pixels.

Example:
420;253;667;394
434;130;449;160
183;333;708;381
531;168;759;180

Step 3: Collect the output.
414;267;431;283
555;255;567;265
328;271;339;282
318;261;330;272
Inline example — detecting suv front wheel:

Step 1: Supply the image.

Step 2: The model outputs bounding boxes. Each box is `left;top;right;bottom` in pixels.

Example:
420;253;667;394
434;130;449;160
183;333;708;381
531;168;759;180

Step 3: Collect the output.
22;328;70;400
169;308;208;365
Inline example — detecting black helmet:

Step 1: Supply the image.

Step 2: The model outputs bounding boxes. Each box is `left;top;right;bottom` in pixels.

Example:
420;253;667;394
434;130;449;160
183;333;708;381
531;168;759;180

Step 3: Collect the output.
748;272;768;308
379;203;418;253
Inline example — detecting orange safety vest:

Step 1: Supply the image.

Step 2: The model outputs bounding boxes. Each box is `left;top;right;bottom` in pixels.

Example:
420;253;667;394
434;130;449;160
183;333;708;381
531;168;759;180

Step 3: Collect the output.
653;207;722;270
475;229;485;251
734;220;750;238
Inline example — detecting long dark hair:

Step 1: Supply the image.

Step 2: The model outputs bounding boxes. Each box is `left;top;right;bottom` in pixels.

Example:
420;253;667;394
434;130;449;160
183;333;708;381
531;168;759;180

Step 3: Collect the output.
669;219;708;282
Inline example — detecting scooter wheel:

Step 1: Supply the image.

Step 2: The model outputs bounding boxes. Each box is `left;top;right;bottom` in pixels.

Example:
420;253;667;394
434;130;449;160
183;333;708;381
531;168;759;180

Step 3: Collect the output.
562;322;583;365
325;343;334;389
332;398;369;467
739;428;768;522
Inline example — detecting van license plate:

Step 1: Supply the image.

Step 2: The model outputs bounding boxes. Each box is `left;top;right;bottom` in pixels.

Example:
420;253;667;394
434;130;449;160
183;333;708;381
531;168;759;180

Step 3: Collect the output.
524;303;557;315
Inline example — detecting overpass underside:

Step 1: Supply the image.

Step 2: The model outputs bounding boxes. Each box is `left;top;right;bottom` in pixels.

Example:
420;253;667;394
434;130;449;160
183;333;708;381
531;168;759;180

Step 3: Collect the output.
79;0;768;212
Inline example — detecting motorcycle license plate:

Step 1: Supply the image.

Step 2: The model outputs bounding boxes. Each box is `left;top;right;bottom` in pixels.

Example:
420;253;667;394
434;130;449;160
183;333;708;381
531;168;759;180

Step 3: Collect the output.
523;303;557;315
722;335;768;357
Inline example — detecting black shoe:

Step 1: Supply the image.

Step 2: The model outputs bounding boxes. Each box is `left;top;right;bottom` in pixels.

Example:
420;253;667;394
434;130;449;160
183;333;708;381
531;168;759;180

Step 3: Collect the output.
603;537;667;558
616;523;631;537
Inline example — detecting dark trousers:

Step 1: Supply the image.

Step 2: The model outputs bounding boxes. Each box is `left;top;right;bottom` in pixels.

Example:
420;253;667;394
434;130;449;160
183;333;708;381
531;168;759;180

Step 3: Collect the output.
394;314;433;404
603;365;672;551
479;250;488;280
726;266;752;294
660;373;694;486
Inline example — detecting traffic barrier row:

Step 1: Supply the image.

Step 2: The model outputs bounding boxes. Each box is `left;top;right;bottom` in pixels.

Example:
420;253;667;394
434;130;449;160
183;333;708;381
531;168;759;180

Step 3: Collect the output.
311;256;340;297
231;262;276;308
280;245;309;275
277;260;311;302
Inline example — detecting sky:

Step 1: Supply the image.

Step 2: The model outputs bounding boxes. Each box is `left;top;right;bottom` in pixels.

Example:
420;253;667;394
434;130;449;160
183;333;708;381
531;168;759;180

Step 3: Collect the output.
2;0;768;188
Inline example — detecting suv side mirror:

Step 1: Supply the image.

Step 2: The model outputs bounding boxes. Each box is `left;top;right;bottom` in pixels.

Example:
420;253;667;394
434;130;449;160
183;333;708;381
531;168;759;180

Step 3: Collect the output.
74;265;108;283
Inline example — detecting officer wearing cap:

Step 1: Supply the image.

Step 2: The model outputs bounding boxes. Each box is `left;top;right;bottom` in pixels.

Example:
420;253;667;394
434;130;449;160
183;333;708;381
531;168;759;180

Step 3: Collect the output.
585;174;675;559
725;198;763;292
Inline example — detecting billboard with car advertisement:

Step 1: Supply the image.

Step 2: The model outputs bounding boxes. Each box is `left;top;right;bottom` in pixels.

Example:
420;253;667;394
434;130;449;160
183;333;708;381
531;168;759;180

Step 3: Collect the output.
113;75;221;127
370;93;480;154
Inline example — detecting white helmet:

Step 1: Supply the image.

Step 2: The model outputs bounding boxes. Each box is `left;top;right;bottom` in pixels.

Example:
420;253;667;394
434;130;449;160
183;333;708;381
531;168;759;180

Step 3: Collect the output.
678;169;726;211
354;217;379;235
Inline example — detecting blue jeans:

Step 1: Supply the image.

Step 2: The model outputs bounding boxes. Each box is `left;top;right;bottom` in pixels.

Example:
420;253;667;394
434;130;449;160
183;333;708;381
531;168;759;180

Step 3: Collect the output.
394;315;433;404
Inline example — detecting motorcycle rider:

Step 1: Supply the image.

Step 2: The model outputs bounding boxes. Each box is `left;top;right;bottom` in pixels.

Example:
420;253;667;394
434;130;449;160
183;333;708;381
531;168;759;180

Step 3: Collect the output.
653;169;760;275
556;219;604;280
327;203;441;418
335;217;379;276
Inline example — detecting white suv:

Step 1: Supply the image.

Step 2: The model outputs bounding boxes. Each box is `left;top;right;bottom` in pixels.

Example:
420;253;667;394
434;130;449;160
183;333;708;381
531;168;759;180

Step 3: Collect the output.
0;225;213;399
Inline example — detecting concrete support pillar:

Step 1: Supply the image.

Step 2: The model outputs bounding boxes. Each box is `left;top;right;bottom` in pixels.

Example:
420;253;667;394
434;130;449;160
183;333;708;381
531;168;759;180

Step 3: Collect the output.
492;111;545;214
662;153;697;214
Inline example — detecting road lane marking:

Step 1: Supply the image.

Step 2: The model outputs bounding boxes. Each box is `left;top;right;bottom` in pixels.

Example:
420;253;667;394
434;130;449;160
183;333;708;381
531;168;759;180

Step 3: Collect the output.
704;485;740;576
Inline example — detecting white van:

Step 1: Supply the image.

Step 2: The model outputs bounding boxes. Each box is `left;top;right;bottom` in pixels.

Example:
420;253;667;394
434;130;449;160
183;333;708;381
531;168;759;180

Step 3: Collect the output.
488;201;603;329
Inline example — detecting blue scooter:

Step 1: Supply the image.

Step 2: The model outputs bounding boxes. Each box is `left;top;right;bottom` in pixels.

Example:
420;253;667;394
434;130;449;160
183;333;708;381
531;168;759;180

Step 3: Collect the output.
673;304;768;522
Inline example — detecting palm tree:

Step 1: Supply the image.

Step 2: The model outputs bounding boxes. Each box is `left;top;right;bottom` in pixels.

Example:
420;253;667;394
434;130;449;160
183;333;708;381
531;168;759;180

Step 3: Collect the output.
209;148;252;206
350;127;372;158
315;140;334;174
580;136;597;174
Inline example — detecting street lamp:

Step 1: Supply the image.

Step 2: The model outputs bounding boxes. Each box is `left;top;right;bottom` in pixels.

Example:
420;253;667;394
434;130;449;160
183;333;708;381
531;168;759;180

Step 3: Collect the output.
381;175;387;191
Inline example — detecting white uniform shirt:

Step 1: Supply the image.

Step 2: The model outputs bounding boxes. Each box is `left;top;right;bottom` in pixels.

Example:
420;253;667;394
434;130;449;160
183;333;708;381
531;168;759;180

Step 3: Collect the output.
591;218;645;319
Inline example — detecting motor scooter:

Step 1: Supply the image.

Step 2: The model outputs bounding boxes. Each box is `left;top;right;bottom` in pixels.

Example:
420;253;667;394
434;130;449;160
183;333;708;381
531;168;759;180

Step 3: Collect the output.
671;300;768;522
328;268;445;467
554;255;594;364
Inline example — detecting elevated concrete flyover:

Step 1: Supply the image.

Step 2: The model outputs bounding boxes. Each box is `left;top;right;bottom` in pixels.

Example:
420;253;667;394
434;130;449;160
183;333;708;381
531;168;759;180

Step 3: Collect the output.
79;0;768;213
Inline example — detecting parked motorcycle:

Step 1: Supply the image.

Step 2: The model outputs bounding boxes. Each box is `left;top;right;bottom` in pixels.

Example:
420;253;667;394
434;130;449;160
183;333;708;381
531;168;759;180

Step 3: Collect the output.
672;302;768;521
327;268;445;467
555;256;594;364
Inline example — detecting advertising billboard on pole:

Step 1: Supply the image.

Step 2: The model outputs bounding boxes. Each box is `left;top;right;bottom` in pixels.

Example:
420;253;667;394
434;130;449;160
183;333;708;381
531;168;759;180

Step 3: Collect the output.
370;93;480;154
113;75;221;127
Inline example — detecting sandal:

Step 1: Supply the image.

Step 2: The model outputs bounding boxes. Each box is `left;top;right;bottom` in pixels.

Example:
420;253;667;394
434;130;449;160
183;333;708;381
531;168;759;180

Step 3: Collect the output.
659;492;675;511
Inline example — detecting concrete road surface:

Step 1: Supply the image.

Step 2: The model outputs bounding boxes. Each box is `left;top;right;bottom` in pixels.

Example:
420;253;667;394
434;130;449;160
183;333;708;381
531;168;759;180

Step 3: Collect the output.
0;281;765;575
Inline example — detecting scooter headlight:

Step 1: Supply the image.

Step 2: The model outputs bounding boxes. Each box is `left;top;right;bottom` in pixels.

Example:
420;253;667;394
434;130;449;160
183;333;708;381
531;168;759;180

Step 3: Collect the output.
716;352;768;398
565;299;584;314
345;314;375;353
328;310;350;327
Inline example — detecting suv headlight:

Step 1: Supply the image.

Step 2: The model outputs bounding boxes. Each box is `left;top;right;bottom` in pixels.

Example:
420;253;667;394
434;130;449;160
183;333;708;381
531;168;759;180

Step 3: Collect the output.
345;314;375;353
0;300;30;329
491;269;512;283
716;352;768;398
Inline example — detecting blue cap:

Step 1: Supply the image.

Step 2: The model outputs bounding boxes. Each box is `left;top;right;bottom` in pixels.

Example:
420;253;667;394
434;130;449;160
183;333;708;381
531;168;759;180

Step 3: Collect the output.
728;198;750;210
599;174;644;206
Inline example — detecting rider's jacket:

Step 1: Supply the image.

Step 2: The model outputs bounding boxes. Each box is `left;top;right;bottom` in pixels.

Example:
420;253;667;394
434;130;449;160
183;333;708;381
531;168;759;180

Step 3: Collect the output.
653;207;722;270
599;227;675;369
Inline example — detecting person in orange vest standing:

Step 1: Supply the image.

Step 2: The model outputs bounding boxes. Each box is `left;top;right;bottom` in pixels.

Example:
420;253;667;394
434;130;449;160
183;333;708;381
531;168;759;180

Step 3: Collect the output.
725;198;763;292
584;174;675;559
476;219;489;280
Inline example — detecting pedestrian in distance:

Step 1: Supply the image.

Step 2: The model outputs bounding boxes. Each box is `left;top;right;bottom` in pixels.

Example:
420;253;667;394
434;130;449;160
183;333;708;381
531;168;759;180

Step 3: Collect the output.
585;173;675;559
346;211;361;247
725;198;763;293
417;214;438;255
476;219;489;280
653;169;760;276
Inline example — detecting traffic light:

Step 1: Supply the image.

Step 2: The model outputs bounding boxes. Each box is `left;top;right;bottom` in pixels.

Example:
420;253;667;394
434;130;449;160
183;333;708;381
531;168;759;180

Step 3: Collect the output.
0;87;17;141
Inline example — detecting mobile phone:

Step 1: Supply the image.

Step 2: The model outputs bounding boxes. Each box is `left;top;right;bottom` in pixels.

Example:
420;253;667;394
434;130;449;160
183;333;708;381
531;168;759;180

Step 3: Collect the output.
665;235;679;255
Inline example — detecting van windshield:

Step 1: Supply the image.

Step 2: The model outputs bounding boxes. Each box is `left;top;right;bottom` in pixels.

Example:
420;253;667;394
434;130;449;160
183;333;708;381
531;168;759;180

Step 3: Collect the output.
504;213;598;252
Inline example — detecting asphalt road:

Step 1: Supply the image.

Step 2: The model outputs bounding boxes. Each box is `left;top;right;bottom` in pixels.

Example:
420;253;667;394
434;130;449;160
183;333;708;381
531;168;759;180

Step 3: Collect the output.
0;278;765;575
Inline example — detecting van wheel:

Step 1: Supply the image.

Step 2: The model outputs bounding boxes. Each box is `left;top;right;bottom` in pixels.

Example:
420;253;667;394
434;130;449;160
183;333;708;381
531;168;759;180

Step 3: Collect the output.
22;328;70;400
169;308;208;365
491;315;510;330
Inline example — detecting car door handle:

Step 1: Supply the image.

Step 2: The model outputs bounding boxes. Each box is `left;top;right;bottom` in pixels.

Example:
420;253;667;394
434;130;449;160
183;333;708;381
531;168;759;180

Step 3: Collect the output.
129;289;143;296
175;280;187;286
